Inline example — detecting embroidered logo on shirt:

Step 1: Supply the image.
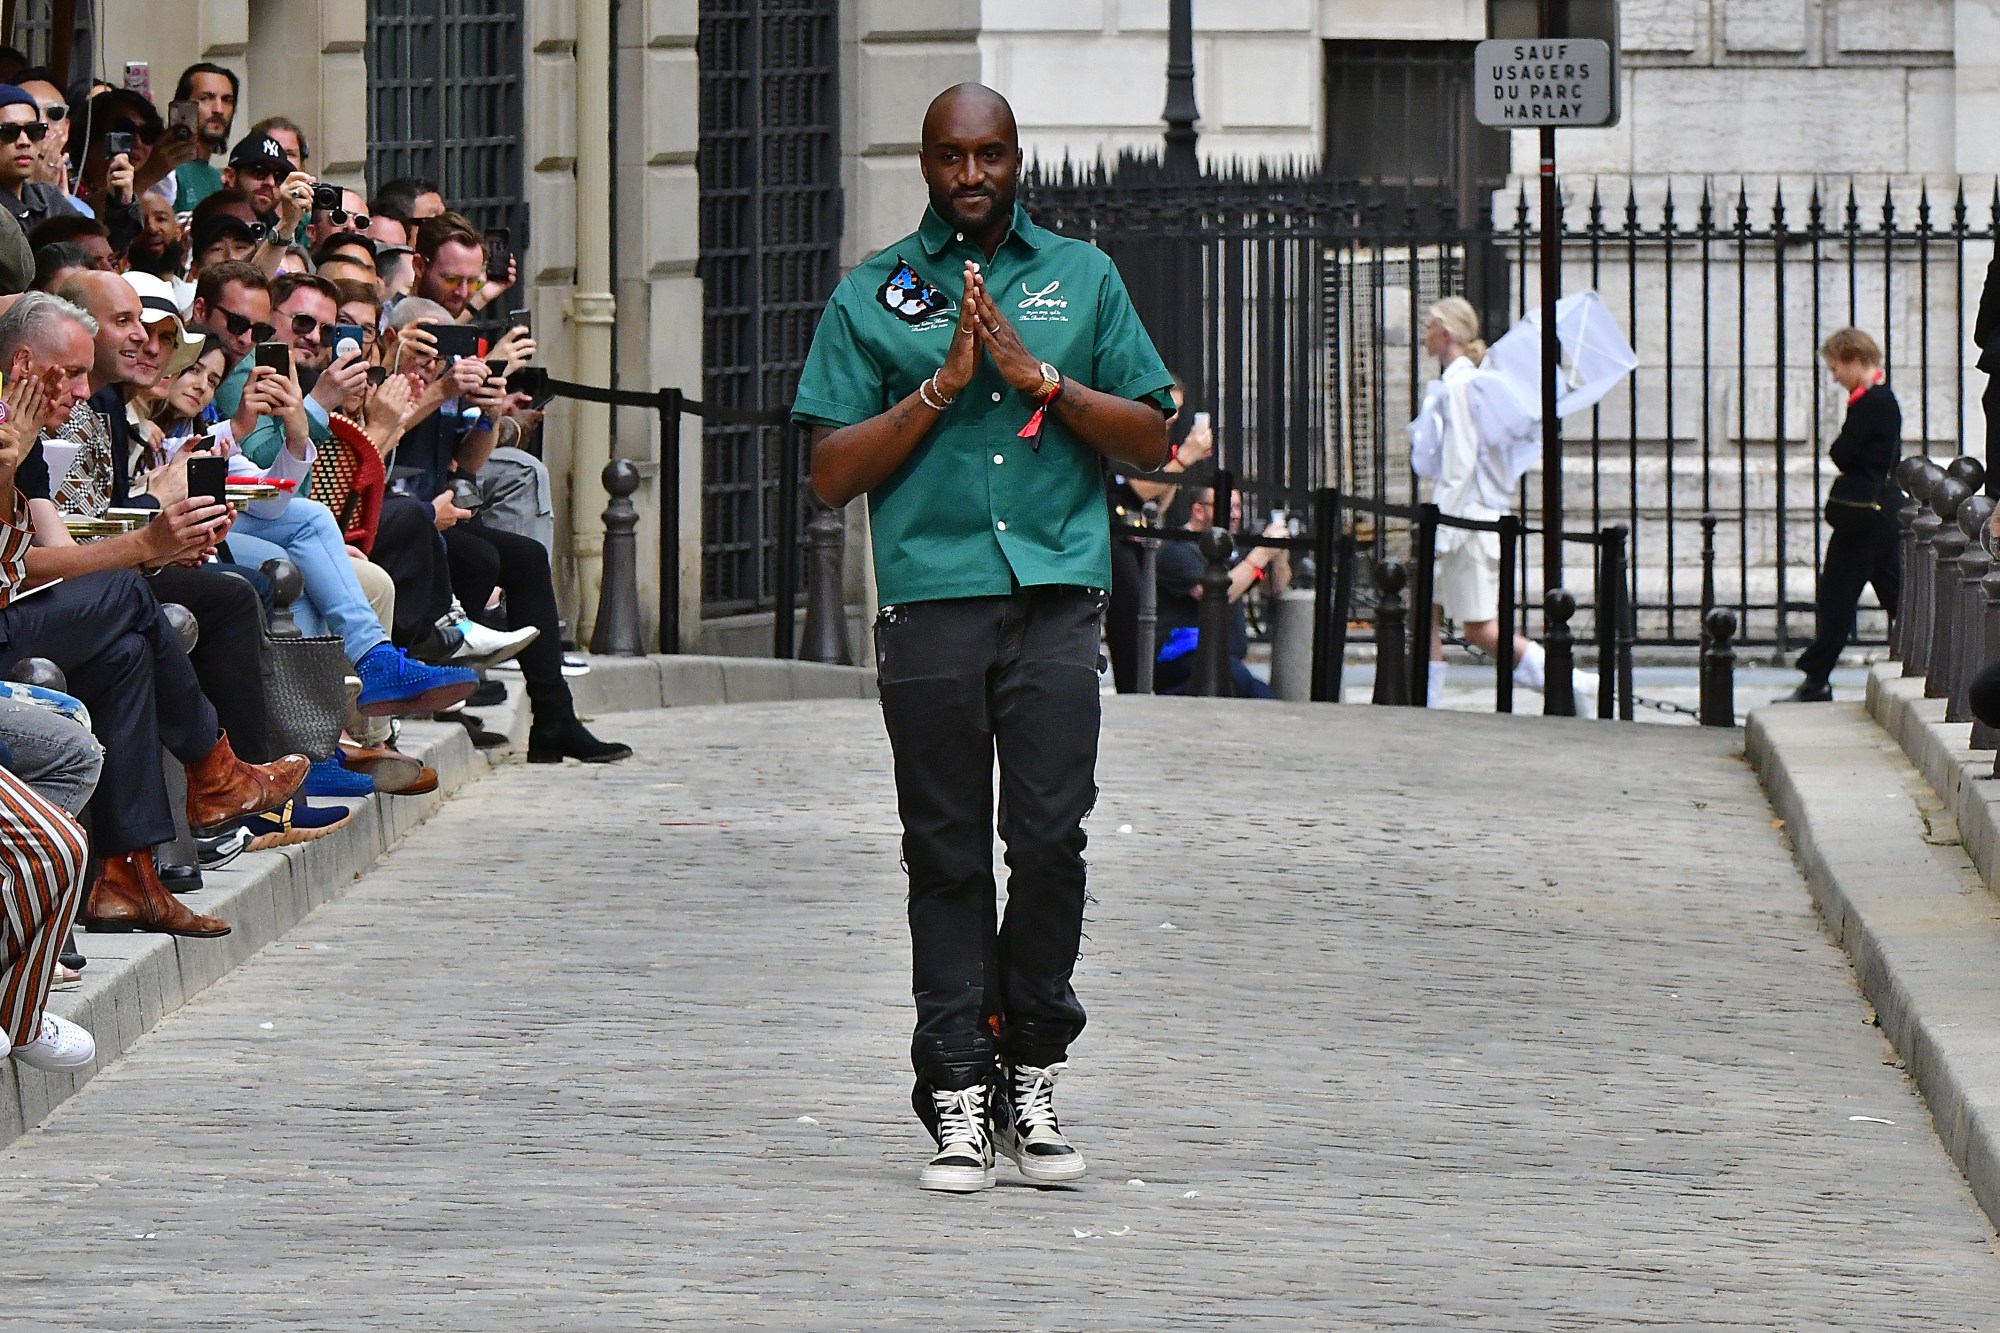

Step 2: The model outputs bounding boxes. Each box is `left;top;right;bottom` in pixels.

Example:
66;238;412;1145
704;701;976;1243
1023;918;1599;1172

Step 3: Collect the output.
1016;279;1071;324
879;257;949;325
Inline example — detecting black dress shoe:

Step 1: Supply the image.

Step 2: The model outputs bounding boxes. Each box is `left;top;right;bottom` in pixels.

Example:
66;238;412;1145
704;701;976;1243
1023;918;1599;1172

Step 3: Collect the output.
1776;679;1834;703
60;929;84;972
158;862;204;894
467;679;507;707
528;718;634;765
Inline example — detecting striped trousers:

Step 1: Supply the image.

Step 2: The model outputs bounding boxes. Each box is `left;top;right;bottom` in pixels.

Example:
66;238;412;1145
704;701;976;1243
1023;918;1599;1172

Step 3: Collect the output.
0;766;88;1049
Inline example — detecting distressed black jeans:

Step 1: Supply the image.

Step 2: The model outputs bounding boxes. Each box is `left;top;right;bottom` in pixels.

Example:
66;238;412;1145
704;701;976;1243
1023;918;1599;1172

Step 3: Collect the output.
875;585;1104;1113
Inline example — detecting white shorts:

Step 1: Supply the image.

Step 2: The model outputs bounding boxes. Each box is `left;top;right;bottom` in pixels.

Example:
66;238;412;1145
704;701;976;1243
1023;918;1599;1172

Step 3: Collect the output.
1435;533;1501;623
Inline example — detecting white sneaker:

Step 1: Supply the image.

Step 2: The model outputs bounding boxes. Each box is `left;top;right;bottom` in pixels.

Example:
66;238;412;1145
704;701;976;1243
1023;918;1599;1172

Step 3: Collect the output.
11;1013;93;1071
996;1061;1087;1184
920;1084;996;1192
448;620;539;669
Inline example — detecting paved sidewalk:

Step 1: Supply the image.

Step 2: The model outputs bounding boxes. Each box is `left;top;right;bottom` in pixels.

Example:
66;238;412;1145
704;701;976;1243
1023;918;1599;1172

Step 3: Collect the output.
4;701;1999;1329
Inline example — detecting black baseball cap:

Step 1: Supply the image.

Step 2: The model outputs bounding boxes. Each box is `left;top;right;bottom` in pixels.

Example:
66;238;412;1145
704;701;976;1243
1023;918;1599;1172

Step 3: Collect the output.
191;211;258;255
227;132;296;177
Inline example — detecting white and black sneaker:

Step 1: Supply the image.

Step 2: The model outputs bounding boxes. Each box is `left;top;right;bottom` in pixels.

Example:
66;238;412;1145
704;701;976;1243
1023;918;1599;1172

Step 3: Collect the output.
997;1061;1086;1185
920;1084;996;1193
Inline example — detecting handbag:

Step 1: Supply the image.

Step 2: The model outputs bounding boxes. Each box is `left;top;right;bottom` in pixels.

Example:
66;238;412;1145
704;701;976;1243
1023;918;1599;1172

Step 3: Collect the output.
260;632;351;761
1825;472;1892;534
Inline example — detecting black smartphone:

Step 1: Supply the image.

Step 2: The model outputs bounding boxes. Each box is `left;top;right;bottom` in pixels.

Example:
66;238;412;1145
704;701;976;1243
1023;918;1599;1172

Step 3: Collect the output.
166;100;199;142
504;307;531;337
253;341;290;374
507;365;548;402
185;455;227;510
483;357;508;384
312;181;343;213
482;227;511;283
330;324;369;361
429;324;480;363
104;130;135;159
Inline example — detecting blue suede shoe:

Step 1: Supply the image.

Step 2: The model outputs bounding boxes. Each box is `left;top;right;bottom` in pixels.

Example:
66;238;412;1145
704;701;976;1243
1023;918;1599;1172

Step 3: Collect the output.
354;644;478;717
302;755;375;799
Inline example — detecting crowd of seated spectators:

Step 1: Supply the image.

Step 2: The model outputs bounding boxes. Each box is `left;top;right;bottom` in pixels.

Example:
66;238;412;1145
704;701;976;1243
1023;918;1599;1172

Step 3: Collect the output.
0;53;629;1077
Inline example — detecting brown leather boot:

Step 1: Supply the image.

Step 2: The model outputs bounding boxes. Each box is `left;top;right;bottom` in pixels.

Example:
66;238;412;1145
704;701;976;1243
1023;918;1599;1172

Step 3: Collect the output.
184;731;309;836
84;849;231;937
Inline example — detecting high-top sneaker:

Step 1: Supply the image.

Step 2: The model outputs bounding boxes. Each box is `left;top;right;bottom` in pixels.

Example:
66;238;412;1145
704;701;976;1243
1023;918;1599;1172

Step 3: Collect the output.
919;1084;995;1193
997;1061;1086;1184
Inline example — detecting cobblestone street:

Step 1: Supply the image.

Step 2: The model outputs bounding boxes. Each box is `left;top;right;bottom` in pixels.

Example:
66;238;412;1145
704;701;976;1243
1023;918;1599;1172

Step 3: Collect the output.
4;699;1999;1330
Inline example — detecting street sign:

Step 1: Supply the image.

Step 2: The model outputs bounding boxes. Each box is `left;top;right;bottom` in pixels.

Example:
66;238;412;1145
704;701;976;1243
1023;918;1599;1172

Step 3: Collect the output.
1472;38;1615;128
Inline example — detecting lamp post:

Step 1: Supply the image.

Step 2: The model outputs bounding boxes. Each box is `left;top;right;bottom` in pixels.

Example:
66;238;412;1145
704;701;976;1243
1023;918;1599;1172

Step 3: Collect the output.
1163;0;1199;174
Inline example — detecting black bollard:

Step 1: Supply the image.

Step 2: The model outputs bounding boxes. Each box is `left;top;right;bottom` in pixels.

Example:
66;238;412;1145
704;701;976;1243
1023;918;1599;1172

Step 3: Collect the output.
1927;477;1972;700
1891;457;1927;662
1308;486;1342;703
799;493;853;665
1372;559;1409;706
1136;500;1160;695
8;657;66;691
158;603;199;654
1954;496;1996;723
1699;607;1738;727
258;559;303;638
1496;513;1520;715
1543;589;1577;718
1189;524;1236;698
1950;455;1987;495
589;458;645;656
1409;504;1439;708
1699;513;1718;623
1909;472;1961;678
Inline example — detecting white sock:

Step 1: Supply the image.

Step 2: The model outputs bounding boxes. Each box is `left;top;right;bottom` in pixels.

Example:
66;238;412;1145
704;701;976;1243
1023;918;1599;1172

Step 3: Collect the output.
1426;660;1447;709
1513;640;1546;691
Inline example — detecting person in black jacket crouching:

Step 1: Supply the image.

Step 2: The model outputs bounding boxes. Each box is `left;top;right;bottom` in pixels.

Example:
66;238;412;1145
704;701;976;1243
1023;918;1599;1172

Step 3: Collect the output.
1782;327;1902;703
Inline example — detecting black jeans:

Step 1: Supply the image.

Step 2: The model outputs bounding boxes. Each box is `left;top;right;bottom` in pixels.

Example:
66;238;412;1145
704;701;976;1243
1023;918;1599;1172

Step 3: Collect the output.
0;570;219;854
876;585;1104;1109
371;493;455;646
443;520;572;727
1798;513;1900;683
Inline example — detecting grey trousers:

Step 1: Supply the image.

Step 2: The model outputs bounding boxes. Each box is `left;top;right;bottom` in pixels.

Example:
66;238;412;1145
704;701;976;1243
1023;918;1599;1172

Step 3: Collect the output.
0;696;102;817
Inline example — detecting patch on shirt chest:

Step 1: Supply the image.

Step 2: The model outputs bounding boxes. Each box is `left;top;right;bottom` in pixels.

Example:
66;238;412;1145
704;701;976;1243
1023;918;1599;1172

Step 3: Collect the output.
879;256;950;326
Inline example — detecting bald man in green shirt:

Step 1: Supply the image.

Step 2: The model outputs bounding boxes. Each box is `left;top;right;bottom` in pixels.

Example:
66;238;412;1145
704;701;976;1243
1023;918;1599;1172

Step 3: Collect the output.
794;83;1174;1193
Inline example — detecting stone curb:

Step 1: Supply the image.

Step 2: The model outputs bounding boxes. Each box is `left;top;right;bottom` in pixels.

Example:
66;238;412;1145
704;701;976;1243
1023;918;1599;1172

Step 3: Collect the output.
1864;663;2000;897
1;653;874;1148
1745;700;2000;1234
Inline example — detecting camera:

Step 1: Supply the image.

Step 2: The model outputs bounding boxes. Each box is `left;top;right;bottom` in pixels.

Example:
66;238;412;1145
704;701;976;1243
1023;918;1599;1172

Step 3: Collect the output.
104;131;135;160
312;181;343;214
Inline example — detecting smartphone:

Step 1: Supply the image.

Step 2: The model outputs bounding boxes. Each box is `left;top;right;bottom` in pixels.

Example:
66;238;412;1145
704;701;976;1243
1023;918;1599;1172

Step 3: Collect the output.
483;357;508;384
507;365;549;402
504;307;531;337
104;131;135;160
330;324;368;361
122;61;150;99
185;455;227;510
312;181;343;214
254;341;290;375
166;100;199;141
1193;411;1211;431
482;227;511;283
429;324;480;363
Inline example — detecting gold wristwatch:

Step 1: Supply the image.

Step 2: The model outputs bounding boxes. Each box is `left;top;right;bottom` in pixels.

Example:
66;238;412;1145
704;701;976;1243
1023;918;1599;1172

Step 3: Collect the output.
1032;361;1062;405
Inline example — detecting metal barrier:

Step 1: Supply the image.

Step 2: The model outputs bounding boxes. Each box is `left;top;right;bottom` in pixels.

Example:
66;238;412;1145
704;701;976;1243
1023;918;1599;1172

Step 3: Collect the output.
1116;474;1682;720
536;377;839;663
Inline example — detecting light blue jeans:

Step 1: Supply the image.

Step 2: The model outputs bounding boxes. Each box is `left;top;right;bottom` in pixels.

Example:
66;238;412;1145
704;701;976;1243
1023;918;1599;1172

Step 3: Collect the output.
228;497;390;664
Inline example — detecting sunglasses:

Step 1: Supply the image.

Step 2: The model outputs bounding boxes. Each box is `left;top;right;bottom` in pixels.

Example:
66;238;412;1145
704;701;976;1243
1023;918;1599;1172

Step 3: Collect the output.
0;122;49;145
318;207;371;229
288;313;336;344
37;105;65;124
216;307;276;343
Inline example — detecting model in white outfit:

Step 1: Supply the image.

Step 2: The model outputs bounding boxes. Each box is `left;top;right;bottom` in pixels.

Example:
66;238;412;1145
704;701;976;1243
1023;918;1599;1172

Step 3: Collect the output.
1408;298;1557;709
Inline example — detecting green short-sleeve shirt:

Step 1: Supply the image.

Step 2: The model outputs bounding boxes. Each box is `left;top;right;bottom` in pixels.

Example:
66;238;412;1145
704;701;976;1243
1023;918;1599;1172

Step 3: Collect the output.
792;202;1175;605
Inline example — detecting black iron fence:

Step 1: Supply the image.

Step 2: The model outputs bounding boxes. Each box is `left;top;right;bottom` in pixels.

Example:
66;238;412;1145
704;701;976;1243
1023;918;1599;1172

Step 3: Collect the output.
1024;158;1996;651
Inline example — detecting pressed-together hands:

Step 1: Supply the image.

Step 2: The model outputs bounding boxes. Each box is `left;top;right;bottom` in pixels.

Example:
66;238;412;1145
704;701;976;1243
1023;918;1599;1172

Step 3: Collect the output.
932;260;1048;400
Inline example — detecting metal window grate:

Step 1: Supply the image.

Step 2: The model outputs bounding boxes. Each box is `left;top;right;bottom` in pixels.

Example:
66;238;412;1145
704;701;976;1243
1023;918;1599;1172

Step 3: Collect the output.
697;0;840;616
6;0;91;83
366;0;527;249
